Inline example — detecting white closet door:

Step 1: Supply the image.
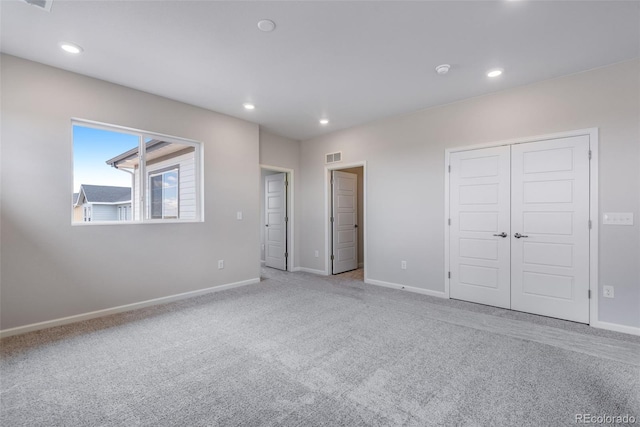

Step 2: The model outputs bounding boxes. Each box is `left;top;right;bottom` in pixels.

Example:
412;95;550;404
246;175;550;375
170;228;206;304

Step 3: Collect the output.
332;171;358;274
265;172;287;270
450;146;511;308
511;136;590;323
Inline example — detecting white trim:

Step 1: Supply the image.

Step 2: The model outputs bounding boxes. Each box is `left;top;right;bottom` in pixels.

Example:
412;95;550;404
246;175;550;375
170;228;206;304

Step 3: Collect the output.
444;128;600;325
366;278;447;299
591;320;640;337
260;164;295;272
587;129;600;330
324;161;368;281
0;278;260;339
293;267;328;276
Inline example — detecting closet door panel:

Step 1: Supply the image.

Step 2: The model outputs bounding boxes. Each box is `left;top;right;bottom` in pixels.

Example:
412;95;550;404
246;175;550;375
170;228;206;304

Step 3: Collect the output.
450;146;511;308
511;136;590;323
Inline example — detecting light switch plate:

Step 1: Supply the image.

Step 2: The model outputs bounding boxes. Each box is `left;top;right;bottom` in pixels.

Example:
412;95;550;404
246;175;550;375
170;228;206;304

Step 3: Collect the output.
602;212;634;225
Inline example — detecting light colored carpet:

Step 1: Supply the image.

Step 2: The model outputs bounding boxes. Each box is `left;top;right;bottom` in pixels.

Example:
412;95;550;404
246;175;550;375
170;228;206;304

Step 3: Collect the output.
1;267;639;426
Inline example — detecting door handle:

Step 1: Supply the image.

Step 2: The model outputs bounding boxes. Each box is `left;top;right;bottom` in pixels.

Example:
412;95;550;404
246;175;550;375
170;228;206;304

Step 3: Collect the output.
354;224;358;228
265;224;269;227
493;232;507;238
514;233;528;239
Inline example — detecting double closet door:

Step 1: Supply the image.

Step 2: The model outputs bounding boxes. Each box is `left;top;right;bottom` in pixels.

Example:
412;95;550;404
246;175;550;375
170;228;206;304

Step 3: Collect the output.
449;136;590;323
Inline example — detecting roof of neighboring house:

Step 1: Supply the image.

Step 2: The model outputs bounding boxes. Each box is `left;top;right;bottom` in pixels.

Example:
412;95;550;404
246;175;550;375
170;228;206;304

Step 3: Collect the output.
78;185;131;204
72;193;79;205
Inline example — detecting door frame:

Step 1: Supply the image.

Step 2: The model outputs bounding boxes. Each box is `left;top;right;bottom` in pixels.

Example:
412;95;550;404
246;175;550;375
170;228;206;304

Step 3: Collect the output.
444;128;599;326
324;161;367;278
260;164;295;272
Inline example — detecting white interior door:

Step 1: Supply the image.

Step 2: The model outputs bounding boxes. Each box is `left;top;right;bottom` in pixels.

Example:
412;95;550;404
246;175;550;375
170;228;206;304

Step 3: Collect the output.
511;136;590;323
332;170;358;274
450;146;511;308
265;172;287;270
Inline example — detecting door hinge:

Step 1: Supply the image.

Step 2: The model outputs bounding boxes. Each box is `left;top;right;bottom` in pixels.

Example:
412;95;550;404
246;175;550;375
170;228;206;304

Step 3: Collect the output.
588;150;592;160
285;252;288;258
588;289;591;299
285;216;288;222
588;219;592;229
448;165;451;173
448;271;451;279
331;254;335;261
330;216;334;223
448;218;451;226
285;179;289;187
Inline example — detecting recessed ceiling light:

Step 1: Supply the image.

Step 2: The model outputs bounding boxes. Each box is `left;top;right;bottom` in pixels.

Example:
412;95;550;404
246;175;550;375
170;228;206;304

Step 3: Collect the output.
59;42;83;54
487;68;504;78
319;119;329;125
435;64;451;75
257;19;276;32
243;103;255;110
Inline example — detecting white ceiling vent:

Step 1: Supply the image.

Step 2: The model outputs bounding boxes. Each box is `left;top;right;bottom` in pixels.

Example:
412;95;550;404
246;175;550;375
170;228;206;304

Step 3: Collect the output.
325;152;342;164
21;0;53;11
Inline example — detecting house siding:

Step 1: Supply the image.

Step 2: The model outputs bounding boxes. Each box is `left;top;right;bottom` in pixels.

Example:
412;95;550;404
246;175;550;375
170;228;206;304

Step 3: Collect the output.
136;150;197;220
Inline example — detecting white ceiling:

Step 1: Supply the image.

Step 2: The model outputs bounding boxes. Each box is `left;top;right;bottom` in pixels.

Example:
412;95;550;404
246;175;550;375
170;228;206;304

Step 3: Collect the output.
2;0;639;141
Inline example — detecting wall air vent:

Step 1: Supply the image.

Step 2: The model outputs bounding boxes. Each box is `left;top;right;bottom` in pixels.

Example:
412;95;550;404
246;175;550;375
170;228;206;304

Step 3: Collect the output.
325;152;342;164
21;0;53;11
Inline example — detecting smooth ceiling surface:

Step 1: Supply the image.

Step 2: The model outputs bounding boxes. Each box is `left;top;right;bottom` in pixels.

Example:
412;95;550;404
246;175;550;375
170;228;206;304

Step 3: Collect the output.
2;0;639;140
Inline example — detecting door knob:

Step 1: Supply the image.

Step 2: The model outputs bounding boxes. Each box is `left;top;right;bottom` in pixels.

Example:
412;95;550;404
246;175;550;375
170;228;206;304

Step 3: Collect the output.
265;224;269;227
493;232;507;238
354;224;358;228
514;233;528;239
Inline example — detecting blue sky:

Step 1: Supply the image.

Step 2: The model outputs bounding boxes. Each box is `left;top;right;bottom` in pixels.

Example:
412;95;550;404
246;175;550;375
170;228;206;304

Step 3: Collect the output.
73;125;139;192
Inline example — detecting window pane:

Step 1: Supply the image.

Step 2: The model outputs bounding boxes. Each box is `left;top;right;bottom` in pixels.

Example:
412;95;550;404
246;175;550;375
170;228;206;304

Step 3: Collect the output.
145;139;196;220
73;125;136;223
150;174;164;219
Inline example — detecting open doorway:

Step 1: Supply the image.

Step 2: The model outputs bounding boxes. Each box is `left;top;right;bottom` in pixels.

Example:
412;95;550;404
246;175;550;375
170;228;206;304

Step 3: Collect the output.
260;165;294;272
326;163;365;280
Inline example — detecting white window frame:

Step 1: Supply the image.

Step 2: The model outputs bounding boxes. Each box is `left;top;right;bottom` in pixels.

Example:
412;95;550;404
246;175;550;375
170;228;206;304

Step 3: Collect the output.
71;119;204;225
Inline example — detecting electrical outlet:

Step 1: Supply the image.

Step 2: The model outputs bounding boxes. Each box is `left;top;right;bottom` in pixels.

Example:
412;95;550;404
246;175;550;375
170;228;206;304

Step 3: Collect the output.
237;211;243;220
315;250;319;258
603;286;614;298
218;260;224;269
401;260;407;270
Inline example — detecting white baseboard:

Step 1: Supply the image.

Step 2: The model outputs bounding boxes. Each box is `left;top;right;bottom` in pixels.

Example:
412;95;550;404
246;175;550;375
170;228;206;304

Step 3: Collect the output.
591;320;640;336
365;278;447;299
0;277;261;339
293;267;328;276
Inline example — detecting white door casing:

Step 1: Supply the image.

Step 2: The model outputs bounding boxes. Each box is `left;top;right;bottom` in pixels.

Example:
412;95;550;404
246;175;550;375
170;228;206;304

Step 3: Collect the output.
510;136;590;323
449;146;512;309
265;172;287;270
332;170;358;274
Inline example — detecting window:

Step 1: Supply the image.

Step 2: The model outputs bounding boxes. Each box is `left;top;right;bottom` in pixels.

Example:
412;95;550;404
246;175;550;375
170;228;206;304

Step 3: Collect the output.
72;120;202;224
149;167;179;219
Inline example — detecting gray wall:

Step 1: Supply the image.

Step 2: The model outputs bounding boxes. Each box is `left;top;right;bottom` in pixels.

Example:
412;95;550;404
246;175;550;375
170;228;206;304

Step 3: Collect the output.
1;55;260;330
299;59;640;328
259;130;300;269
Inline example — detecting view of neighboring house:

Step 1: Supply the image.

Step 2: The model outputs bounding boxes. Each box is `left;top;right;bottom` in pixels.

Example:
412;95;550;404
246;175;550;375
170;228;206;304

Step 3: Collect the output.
106;139;196;221
73;184;132;222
